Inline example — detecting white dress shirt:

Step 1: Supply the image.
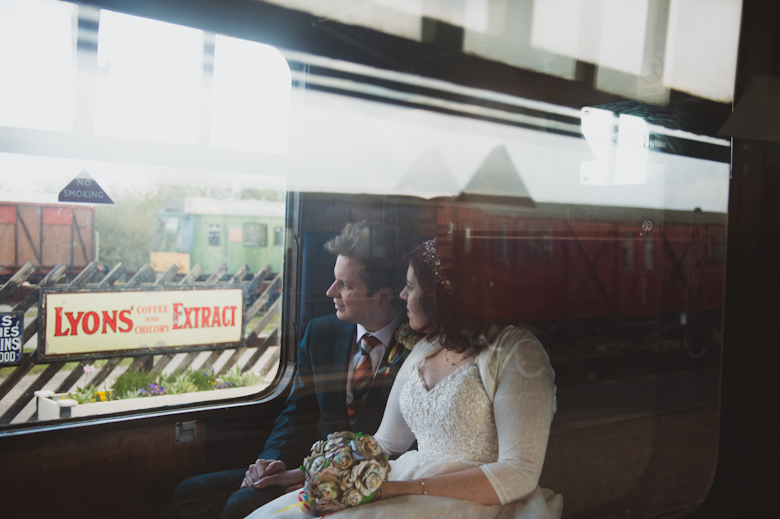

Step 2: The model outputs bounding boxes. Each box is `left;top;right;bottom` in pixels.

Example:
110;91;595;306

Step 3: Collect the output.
345;311;404;405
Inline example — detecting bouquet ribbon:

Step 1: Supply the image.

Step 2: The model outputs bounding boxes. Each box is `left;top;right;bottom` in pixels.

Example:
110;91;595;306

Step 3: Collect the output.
275;491;315;515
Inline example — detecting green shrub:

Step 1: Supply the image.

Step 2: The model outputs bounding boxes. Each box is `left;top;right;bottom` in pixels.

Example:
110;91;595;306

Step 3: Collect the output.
112;369;163;399
188;368;219;391
218;366;263;388
166;371;198;394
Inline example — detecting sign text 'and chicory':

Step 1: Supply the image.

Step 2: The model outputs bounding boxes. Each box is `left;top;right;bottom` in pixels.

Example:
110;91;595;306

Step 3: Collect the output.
40;288;243;360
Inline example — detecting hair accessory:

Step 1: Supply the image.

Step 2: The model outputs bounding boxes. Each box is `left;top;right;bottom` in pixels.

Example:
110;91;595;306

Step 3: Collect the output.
420;478;427;495
422;238;454;294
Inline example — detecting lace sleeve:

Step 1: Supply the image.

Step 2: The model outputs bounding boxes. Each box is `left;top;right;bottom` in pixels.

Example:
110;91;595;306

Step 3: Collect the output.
479;332;556;505
373;346;417;456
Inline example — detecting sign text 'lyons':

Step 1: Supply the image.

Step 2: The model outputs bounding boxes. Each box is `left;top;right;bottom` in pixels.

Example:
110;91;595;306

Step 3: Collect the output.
42;288;243;358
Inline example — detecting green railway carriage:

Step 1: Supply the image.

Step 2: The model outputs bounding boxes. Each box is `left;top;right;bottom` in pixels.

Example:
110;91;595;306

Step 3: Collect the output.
150;197;285;276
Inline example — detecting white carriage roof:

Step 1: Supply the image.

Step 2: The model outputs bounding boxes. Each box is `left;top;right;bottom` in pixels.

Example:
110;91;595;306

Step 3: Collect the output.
164;197;286;217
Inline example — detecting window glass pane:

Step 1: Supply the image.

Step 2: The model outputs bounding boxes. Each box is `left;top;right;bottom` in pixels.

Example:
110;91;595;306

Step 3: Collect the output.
94;11;204;144
709;229;725;261
0;0;75;131
531;224;553;260
243;223;260;247
495;222;508;259
644;238;654;270
242;222;267;248
0;3;738;519
208;224;221;246
209;35;291;153
0;151;287;425
622;232;635;268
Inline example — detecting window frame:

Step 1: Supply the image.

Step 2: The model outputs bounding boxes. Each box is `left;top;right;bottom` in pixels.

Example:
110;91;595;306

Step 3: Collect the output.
0;2;772;519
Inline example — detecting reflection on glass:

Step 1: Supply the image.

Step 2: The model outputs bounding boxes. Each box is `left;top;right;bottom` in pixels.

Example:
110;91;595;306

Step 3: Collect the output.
0;0;75;131
210;35;291;153
531;224;554;260
644;239;655;270
95;11;204;144
0;2;737;518
622;232;635;268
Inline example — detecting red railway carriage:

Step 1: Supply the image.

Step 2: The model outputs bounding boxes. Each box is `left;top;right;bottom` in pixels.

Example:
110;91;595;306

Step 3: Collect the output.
434;199;726;327
0;202;95;279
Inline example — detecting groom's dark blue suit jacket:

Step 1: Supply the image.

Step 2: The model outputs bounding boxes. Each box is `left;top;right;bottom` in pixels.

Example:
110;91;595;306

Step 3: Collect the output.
258;314;408;469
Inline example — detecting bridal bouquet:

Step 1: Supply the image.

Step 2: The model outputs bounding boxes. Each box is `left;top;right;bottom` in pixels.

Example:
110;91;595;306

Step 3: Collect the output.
292;431;391;516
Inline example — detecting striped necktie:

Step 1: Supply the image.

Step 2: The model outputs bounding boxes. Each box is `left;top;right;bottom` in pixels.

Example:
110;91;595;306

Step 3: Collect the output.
347;334;381;424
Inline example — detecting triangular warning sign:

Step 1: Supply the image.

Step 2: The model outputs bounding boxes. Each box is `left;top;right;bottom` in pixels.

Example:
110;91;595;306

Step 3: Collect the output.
58;170;114;205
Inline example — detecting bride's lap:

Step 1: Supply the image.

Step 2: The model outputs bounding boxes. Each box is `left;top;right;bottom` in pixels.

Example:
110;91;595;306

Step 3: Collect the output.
243;491;502;519
243;486;562;519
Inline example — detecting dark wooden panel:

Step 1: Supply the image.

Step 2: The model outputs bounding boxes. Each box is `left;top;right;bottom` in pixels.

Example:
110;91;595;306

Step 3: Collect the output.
1;419;205;519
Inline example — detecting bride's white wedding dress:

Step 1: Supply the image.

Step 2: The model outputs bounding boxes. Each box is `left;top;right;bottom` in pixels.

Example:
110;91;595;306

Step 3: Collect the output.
245;326;562;519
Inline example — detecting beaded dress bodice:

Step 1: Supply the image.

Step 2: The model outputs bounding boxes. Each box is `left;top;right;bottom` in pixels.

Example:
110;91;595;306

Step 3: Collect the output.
399;360;498;465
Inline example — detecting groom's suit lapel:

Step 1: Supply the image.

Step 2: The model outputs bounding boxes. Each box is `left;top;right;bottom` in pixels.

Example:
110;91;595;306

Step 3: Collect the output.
331;321;355;433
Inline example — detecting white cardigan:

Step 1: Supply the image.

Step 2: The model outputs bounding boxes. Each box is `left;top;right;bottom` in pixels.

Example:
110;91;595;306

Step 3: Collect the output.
374;325;557;505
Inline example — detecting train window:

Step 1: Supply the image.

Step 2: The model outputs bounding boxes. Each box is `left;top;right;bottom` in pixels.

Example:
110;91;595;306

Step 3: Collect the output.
644;238;655;270
494;222;509;260
530;223;553;260
709;229;725;261
243;223;268;248
176;216;195;252
0;1;289;430
0;1;746;518
152;218;166;248
208;224;221;247
163;217;180;249
622;232;635;268
0;0;75;132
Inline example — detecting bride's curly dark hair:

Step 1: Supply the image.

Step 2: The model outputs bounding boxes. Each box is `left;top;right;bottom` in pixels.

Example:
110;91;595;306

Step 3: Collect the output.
406;239;493;354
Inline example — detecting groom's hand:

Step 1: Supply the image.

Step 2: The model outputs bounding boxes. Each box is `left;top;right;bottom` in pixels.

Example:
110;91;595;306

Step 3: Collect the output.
240;459;287;489
252;467;305;491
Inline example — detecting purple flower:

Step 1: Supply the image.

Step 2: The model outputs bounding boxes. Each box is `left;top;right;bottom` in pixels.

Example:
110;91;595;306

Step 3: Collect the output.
142;383;167;397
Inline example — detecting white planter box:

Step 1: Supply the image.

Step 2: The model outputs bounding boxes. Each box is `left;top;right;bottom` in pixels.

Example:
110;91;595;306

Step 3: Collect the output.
35;385;263;421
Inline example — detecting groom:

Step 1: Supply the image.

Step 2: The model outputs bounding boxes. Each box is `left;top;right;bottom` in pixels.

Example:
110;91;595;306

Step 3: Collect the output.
173;221;411;519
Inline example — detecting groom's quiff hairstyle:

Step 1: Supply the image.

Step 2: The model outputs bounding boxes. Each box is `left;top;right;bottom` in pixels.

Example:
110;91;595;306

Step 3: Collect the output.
324;220;398;299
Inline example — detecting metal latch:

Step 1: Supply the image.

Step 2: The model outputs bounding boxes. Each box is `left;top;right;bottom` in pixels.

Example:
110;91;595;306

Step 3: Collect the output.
175;420;197;444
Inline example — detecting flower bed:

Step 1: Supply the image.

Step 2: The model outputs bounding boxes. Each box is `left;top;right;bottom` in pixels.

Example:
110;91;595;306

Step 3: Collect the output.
36;384;264;419
35;365;267;421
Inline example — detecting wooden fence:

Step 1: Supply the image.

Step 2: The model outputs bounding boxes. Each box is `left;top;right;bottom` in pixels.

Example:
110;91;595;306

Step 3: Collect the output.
0;260;282;426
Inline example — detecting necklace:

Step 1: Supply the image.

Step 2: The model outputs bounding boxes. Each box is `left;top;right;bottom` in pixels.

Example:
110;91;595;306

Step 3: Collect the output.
443;349;469;366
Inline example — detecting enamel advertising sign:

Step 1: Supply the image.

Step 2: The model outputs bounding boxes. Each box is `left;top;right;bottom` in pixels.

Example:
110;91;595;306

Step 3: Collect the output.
0;313;24;365
40;287;243;360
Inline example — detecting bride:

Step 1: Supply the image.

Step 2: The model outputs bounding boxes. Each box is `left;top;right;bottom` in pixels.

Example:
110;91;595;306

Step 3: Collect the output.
244;238;562;519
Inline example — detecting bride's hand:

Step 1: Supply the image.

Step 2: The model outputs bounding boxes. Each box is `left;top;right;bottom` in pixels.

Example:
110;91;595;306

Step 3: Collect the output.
377;481;417;500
